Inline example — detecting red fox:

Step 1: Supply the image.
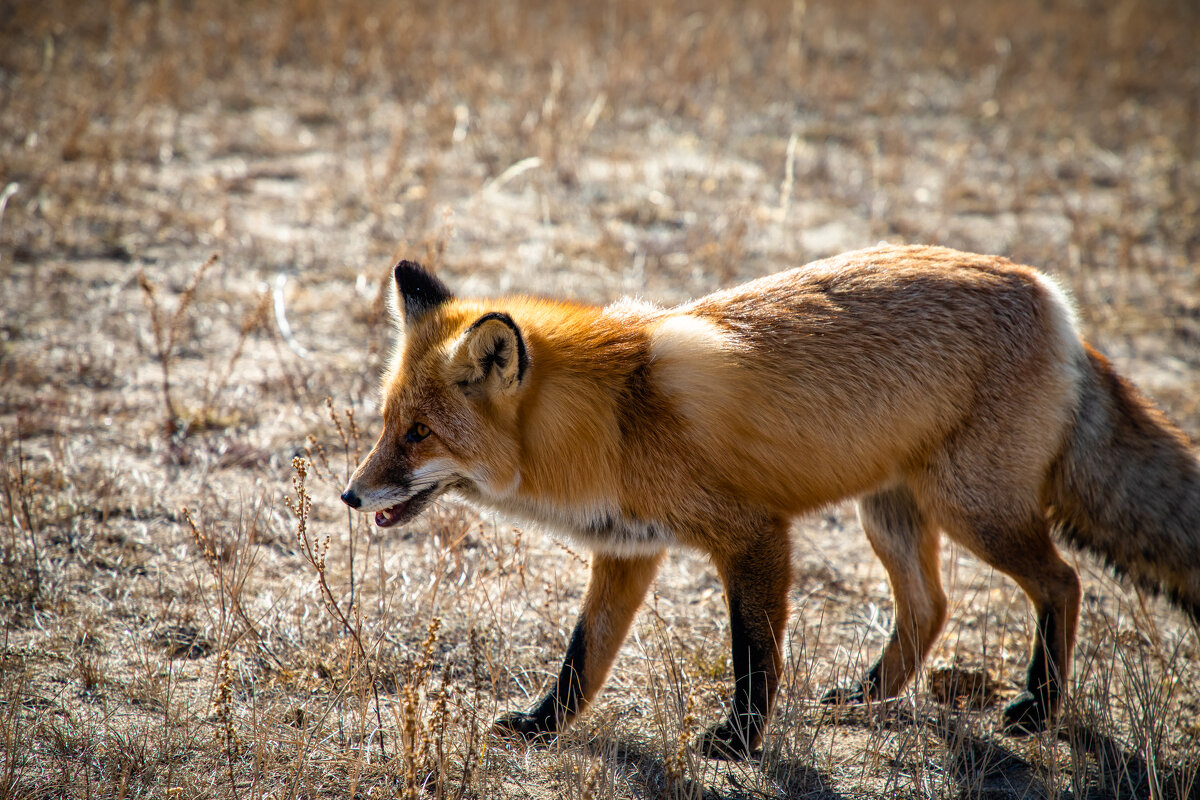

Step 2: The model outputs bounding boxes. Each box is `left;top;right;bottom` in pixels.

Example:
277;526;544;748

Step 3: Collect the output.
341;244;1200;758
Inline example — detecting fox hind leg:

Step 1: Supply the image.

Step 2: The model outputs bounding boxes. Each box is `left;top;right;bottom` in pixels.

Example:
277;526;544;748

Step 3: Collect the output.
929;495;1081;734
494;551;663;741
913;364;1081;733
994;537;1081;735
823;484;947;705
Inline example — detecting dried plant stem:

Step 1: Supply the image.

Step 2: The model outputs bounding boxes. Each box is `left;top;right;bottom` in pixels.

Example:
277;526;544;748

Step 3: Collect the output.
182;506;284;670
0;424;41;601
137;252;219;436
203;289;271;413
288;456;387;759
214;649;241;800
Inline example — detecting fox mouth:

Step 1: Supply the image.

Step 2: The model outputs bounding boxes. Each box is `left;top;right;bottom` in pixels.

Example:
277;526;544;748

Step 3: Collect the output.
374;485;438;528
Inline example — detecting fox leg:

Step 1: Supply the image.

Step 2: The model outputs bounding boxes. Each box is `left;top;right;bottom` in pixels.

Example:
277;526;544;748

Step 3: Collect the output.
992;536;1080;735
823;484;947;704
934;501;1081;734
495;551;663;740
698;517;792;759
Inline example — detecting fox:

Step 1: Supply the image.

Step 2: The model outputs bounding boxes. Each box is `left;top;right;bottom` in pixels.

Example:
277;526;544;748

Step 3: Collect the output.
341;244;1200;758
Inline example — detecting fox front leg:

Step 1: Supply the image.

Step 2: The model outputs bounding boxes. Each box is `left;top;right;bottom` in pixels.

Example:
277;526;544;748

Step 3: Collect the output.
494;551;663;740
697;520;792;759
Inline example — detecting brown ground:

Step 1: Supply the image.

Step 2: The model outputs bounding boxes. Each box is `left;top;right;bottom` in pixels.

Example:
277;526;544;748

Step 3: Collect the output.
2;1;1199;798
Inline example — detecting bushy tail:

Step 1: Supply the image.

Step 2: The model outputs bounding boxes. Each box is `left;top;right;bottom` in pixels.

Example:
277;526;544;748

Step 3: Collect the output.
1047;345;1200;622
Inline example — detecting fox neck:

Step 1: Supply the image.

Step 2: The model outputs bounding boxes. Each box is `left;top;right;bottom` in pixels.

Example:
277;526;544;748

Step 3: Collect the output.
476;299;662;518
458;475;679;557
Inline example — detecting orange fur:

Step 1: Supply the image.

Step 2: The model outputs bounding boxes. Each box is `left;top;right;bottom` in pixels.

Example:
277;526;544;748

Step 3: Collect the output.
344;245;1200;755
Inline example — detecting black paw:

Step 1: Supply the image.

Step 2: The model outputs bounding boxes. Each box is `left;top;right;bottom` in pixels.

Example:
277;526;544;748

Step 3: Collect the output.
696;719;761;761
820;683;868;705
492;711;557;743
1001;693;1052;736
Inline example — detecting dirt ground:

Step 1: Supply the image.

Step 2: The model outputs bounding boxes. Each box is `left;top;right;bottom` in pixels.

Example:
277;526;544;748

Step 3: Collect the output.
2;1;1199;798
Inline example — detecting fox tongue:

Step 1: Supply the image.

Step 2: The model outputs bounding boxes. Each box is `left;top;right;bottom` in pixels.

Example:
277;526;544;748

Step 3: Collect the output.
375;502;407;528
370;486;437;528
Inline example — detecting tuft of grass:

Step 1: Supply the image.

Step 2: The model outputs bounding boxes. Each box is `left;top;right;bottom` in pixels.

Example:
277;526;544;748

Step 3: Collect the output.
0;425;44;612
138;253;221;438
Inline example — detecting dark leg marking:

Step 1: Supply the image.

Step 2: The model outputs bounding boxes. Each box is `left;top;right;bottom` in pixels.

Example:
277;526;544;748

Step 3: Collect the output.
494;616;587;740
821;659;883;705
698;592;776;759
698;525;791;763
1003;604;1062;735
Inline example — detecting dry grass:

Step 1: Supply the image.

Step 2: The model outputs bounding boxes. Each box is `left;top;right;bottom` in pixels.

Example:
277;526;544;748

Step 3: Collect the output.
2;0;1199;797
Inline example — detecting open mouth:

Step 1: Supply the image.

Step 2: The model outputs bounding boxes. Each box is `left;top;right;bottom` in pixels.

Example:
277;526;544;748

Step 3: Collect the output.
374;486;438;528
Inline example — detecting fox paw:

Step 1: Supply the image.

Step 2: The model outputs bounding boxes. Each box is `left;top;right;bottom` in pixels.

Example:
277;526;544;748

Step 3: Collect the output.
1001;693;1052;736
820;683;868;705
696;720;761;761
492;711;557;743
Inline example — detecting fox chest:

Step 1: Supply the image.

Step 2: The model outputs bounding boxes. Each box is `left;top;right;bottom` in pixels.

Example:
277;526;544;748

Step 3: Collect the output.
474;491;678;556
563;510;678;555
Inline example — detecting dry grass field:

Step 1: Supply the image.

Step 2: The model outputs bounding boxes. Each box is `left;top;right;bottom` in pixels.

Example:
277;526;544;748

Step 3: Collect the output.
2;0;1199;797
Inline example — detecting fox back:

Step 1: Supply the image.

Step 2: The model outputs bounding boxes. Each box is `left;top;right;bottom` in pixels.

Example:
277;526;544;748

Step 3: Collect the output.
346;245;1080;557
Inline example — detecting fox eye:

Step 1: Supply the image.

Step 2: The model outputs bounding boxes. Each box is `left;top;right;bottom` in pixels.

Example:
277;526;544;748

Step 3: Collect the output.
406;422;432;443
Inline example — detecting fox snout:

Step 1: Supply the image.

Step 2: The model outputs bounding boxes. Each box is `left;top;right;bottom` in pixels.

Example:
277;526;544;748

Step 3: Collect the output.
341;444;445;529
340;445;403;518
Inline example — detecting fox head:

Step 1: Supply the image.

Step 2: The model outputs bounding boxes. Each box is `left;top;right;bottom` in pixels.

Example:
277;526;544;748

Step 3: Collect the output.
341;261;530;527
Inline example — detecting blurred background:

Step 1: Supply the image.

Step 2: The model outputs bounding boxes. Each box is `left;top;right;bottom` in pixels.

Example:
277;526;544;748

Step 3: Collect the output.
4;0;1198;415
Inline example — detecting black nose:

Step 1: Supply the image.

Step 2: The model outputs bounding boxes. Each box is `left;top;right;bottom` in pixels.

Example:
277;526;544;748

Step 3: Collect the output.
341;489;362;509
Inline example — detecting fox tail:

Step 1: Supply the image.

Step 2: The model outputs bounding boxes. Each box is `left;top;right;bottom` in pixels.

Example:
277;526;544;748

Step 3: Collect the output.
1047;345;1200;622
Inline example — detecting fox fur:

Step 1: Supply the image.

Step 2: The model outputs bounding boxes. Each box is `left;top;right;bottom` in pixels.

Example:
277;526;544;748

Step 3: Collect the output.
343;244;1200;757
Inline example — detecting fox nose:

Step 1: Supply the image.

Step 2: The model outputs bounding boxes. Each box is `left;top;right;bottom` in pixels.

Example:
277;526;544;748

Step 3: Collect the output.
340;489;362;509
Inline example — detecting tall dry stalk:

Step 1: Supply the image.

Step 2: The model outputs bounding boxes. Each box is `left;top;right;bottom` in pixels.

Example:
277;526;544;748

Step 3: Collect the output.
0;424;42;605
288;455;387;759
137;253;219;436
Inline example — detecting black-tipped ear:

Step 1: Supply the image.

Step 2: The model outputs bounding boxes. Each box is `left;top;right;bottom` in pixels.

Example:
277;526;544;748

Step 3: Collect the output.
394;260;453;321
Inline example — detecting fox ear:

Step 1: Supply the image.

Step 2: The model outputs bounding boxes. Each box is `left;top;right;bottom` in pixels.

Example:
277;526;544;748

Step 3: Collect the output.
450;313;529;395
393;260;453;323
